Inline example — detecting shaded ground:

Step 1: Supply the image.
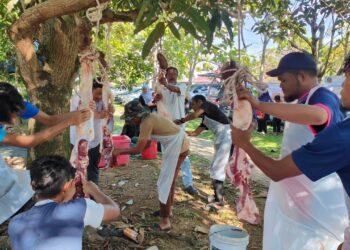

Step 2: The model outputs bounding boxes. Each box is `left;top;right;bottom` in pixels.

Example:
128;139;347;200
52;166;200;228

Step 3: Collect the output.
0;153;266;250
82;154;266;250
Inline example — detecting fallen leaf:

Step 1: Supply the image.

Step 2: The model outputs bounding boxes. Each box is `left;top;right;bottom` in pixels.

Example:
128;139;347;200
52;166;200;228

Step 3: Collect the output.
121;216;129;224
118;180;128;187
126;199;134;205
194;226;209;234
146;246;159;250
112;221;131;229
138;228;145;244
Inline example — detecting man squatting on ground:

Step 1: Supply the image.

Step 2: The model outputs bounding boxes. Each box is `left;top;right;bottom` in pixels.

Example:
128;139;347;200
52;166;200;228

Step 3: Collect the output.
0;82;91;225
8;155;120;250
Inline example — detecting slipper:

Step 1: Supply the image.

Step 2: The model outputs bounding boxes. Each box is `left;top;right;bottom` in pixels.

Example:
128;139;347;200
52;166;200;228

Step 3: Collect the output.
97;225;123;237
151;210;173;218
149;223;171;232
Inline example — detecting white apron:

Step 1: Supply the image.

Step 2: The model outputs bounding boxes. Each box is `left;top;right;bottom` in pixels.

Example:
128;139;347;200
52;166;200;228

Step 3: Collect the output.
263;86;348;250
342;194;350;250
203;116;231;181
0;155;33;224
151;130;185;204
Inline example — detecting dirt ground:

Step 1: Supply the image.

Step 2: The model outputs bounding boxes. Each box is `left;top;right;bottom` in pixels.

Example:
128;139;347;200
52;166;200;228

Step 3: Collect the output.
0;154;267;250
83;154;266;250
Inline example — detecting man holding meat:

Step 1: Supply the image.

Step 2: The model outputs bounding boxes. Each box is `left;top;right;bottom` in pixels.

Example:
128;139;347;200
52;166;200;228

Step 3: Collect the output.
236;52;348;249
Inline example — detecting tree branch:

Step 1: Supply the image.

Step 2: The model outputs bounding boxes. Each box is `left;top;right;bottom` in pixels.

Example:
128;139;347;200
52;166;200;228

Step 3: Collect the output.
9;0;109;40
290;41;310;54
99;9;138;24
319;16;338;77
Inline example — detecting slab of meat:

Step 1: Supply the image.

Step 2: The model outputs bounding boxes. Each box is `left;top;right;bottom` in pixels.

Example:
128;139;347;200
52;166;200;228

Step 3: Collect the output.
70;51;97;197
72;139;89;198
223;67;261;224
155;53;171;119
99;73;114;169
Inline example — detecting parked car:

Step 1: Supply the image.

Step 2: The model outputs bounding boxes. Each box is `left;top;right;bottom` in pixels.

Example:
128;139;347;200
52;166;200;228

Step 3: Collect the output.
114;87;148;105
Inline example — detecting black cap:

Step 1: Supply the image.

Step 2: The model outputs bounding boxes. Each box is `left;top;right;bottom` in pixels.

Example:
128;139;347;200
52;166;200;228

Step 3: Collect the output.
266;52;317;77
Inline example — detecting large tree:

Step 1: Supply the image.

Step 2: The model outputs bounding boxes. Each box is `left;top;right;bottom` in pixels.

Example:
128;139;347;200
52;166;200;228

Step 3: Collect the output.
3;0;238;158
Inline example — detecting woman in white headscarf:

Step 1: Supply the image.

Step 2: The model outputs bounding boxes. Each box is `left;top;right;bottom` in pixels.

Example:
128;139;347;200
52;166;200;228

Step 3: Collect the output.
139;85;156;112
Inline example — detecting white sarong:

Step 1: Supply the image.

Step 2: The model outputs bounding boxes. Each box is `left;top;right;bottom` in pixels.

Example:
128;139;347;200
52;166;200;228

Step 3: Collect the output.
152;130;185;204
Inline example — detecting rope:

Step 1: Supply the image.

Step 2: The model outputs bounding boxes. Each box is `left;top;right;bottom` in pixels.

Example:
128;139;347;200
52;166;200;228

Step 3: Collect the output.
86;0;108;48
222;66;268;109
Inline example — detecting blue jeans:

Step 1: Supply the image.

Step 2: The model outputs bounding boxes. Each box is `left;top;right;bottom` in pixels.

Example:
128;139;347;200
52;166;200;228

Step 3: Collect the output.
181;156;193;188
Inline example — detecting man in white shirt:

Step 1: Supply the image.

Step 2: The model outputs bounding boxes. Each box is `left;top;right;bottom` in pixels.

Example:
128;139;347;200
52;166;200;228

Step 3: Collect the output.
158;67;197;195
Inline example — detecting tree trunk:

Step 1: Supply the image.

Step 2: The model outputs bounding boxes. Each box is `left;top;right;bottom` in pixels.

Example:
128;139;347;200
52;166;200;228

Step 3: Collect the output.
259;35;269;82
27;16;81;159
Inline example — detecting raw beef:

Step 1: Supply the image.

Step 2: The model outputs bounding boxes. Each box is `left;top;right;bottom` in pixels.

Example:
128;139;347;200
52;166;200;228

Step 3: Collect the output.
223;67;262;224
70;51;97;197
99;74;114;169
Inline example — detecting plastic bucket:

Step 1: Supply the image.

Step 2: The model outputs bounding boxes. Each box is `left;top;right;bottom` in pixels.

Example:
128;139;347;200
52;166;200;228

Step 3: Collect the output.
141;140;158;160
209;224;249;250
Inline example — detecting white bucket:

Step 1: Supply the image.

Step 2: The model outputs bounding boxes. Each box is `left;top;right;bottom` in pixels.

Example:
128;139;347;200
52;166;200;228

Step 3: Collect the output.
209;224;249;250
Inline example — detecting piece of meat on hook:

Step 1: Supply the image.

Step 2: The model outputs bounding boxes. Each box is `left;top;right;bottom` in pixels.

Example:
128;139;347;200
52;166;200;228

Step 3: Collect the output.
223;66;262;224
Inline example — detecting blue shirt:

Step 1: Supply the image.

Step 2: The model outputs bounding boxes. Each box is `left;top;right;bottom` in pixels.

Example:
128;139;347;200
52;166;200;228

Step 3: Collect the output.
299;87;344;133
292;118;350;198
9;199;86;250
20;101;40;119
0;101;39;142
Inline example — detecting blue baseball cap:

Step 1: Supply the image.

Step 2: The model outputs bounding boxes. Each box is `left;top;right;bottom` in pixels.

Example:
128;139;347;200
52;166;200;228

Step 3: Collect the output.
266;52;317;77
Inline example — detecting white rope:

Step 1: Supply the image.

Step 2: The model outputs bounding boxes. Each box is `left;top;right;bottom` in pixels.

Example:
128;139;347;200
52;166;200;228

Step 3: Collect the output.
222;66;268;109
86;0;108;23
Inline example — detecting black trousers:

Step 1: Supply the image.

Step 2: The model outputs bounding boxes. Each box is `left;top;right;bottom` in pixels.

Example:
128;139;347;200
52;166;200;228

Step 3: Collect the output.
257;118;267;133
87;144;100;185
273;118;282;133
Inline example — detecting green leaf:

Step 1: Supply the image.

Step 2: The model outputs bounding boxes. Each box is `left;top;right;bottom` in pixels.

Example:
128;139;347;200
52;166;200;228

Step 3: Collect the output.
210;9;221;32
142;22;165;58
168;22;181;40
135;0;150;28
185;7;210;34
170;0;189;12
221;10;234;41
173;16;198;38
134;5;158;34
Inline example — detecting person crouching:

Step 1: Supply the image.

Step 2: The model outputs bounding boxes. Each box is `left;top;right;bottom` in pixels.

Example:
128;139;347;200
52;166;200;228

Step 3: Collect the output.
113;100;189;231
8;155;120;250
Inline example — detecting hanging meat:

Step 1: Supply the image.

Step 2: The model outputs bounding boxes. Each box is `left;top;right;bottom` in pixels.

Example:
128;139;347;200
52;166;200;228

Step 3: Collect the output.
155;52;171;119
70;51;97;197
99;69;114;169
223;67;267;224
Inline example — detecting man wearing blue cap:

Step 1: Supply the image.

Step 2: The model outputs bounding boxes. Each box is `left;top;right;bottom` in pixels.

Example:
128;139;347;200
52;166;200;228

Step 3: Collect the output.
237;52;347;249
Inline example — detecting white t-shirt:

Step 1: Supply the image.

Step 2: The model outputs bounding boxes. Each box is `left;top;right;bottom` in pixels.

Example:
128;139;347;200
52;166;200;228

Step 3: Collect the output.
162;82;187;121
70;95;103;149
